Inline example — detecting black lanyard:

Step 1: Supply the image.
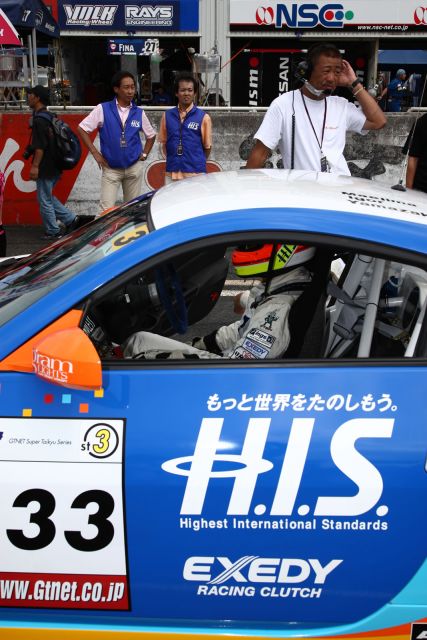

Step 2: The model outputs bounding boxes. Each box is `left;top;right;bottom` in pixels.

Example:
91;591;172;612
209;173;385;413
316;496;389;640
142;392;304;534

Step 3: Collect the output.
177;106;191;155
118;107;129;148
300;90;328;169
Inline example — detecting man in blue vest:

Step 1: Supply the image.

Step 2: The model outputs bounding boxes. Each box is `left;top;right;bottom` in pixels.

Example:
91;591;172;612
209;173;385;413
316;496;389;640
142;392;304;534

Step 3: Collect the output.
78;71;156;214
158;73;212;184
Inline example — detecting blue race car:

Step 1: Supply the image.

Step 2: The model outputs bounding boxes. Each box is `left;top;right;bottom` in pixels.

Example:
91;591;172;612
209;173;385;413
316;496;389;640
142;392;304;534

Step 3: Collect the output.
0;170;425;640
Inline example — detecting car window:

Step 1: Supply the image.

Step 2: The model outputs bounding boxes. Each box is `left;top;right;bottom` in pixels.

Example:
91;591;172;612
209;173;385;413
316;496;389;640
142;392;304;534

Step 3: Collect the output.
0;197;152;329
81;235;427;362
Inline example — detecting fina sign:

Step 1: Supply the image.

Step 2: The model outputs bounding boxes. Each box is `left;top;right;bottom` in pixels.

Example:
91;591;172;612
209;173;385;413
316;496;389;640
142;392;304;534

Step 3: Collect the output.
108;38;158;55
230;0;427;30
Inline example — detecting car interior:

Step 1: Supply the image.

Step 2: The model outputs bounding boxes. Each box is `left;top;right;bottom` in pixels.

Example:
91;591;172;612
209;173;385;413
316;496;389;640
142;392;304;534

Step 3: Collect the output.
81;237;427;362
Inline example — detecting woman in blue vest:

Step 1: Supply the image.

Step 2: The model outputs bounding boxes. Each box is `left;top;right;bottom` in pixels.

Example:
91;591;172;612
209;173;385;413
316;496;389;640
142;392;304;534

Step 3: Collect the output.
158;73;212;184
78;71;156;214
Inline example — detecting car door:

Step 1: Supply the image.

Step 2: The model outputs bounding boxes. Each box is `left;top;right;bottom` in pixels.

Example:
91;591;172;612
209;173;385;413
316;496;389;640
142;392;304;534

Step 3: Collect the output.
0;221;426;637
85;234;427;631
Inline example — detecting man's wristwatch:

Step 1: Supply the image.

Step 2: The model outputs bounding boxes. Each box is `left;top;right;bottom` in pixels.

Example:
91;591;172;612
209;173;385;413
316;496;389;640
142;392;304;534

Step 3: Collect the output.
141;153;148;160
351;78;362;89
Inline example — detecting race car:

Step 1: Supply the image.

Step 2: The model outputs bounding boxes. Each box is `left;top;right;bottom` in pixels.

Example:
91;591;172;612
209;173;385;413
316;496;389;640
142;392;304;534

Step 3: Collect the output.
0;170;425;640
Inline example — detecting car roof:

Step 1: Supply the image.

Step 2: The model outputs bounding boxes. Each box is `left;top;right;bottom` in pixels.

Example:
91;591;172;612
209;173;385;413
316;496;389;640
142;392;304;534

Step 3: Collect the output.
150;169;427;231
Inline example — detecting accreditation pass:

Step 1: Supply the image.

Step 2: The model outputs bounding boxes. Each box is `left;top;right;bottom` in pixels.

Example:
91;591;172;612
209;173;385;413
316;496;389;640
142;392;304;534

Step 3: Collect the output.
0;418;129;610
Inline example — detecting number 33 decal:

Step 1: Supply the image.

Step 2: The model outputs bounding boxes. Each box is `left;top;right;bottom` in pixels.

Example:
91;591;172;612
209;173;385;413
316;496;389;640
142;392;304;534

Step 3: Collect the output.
7;489;114;552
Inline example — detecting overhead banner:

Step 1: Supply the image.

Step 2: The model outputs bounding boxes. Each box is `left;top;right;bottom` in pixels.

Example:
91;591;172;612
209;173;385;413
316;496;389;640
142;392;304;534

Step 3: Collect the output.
58;0;198;31
230;0;427;31
0;0;60;37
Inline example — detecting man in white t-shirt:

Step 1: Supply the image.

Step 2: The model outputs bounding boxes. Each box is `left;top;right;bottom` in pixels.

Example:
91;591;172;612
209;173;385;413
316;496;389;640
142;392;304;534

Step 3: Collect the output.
246;44;386;175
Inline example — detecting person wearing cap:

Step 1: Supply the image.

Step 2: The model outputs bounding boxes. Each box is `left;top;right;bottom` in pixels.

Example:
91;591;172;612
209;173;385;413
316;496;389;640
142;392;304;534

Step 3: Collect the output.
78;71;156;215
379;69;408;112
26;85;79;239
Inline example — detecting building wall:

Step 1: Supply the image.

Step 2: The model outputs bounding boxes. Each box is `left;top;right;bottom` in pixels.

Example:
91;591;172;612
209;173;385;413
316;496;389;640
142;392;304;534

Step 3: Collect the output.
0;110;418;224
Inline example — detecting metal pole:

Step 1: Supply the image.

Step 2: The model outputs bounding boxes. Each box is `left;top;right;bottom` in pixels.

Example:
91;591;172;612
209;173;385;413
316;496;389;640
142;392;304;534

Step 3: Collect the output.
27;34;34;86
326;254;373;356
368;39;379;94
357;258;385;357
214;0;219;106
405;296;427;357
31;28;38;84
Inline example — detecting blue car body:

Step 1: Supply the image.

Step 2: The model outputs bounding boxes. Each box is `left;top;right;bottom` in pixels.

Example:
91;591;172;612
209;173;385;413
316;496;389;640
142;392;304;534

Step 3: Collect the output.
0;171;425;639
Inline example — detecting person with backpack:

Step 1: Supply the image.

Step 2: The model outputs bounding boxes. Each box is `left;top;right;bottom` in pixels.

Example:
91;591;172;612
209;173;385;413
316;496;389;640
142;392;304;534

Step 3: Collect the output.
26;85;80;240
78;71;156;215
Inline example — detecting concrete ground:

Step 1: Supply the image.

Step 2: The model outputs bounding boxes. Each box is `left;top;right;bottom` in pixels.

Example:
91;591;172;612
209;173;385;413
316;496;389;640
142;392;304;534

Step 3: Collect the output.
5;216;95;256
5;225;47;257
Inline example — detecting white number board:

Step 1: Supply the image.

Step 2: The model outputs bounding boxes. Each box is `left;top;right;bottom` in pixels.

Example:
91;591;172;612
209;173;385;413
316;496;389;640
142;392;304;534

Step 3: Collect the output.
144;38;159;54
0;418;128;610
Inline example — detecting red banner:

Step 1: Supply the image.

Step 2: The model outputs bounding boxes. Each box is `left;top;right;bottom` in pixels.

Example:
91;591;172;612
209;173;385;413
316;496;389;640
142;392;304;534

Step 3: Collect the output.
0;112;94;225
0;9;21;46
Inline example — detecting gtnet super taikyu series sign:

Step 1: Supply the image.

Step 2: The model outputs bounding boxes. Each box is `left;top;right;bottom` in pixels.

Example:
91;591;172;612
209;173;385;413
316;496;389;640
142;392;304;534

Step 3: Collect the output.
229;0;427;30
0;418;128;610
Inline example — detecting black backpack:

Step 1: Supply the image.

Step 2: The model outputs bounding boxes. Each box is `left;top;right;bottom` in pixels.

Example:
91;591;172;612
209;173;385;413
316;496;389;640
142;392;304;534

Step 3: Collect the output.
35;111;82;170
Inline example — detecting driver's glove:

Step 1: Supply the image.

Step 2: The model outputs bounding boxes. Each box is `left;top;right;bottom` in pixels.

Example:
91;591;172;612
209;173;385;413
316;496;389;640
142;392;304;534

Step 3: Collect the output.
192;330;222;355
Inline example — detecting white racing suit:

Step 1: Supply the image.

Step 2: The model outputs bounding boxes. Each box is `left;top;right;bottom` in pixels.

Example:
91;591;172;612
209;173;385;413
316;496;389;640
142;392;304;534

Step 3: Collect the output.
123;266;311;360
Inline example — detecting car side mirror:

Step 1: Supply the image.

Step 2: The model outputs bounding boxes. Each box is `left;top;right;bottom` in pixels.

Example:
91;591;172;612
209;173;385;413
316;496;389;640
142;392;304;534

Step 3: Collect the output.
33;327;102;391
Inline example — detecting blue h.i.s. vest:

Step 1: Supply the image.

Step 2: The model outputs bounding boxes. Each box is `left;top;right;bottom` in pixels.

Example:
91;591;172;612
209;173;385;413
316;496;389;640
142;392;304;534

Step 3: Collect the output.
387;78;407;112
100;99;143;168
165;105;207;173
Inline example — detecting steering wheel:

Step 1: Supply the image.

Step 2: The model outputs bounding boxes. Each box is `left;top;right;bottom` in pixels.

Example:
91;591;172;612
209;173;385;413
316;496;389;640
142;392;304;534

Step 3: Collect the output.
155;263;188;334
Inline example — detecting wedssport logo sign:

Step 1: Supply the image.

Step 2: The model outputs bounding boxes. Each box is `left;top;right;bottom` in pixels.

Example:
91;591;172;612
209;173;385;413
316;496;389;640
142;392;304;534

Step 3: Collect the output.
62;4;118;26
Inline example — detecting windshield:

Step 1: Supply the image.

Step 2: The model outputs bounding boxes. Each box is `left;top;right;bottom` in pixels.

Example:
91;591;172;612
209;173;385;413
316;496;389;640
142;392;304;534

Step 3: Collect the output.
0;196;152;328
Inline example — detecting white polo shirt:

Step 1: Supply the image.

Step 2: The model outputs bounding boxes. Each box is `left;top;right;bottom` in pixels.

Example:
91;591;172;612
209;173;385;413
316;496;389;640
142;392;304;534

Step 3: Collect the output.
255;90;367;175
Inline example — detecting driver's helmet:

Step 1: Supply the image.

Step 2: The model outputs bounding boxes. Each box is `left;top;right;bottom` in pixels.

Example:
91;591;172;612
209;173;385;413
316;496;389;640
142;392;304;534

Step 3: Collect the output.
232;243;315;278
